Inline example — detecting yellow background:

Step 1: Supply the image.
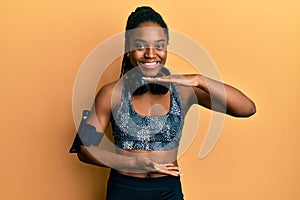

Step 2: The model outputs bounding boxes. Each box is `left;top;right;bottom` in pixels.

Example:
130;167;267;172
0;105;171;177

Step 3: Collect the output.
1;0;300;199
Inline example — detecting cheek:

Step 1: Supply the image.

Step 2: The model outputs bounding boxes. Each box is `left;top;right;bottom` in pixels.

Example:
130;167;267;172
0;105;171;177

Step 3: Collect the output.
158;51;167;62
130;51;142;65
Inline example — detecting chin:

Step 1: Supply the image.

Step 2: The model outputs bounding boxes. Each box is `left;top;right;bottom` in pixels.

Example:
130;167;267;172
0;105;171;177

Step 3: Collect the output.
140;69;160;77
139;66;163;77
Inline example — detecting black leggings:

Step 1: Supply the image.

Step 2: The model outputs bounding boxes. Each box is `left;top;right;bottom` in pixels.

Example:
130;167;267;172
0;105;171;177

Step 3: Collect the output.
106;169;184;200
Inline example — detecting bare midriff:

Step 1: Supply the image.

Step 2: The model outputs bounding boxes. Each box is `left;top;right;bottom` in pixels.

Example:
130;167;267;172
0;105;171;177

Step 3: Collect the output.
115;148;179;178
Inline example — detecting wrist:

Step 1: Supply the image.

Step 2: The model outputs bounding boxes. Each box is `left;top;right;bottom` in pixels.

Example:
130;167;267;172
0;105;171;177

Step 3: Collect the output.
125;157;139;172
196;74;206;89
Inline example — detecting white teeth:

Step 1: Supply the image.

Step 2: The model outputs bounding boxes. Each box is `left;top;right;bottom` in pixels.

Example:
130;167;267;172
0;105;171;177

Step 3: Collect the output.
141;62;159;66
145;62;157;66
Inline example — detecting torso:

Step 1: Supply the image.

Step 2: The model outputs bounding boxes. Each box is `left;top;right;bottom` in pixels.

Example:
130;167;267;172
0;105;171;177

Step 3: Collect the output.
116;148;179;178
110;80;186;178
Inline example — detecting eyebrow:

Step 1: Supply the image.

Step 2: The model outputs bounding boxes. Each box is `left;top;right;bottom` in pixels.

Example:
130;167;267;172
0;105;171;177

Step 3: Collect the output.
133;39;167;43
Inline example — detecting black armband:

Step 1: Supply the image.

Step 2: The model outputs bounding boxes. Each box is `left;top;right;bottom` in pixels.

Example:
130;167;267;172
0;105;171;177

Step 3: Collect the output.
69;110;103;153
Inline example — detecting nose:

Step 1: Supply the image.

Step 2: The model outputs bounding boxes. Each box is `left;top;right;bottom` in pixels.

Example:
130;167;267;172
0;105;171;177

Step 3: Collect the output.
144;47;156;59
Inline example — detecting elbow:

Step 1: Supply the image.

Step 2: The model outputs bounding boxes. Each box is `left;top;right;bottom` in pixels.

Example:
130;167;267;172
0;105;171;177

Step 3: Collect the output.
249;101;256;116
238;100;257;118
229;100;256;118
76;145;89;163
245;100;256;117
77;152;85;163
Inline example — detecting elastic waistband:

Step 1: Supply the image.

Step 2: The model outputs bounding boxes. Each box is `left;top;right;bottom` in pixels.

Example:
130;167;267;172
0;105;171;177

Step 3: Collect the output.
108;169;181;190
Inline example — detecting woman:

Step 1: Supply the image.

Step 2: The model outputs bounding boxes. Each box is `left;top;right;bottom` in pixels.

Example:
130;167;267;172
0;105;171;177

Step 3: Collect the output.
70;6;256;200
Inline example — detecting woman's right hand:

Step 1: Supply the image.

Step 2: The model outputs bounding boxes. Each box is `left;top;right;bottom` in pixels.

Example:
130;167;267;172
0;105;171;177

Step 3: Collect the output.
133;157;182;177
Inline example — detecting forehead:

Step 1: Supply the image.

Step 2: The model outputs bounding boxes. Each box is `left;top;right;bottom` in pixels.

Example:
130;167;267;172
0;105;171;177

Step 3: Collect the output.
129;22;167;43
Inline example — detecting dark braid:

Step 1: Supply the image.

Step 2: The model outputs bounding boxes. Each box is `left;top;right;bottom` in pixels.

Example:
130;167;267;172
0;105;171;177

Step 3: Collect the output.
120;6;169;77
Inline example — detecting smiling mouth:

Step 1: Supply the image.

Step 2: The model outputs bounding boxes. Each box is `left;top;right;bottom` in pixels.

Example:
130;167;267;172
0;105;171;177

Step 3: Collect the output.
138;61;161;68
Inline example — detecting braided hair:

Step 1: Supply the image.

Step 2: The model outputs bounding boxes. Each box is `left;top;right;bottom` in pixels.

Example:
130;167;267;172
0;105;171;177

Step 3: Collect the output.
120;6;169;77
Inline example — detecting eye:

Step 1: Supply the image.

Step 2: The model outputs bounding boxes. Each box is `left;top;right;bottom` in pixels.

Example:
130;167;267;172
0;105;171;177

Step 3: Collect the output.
134;43;145;50
155;43;166;50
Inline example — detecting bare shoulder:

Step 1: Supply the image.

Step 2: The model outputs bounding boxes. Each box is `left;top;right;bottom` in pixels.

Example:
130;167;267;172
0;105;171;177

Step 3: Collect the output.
95;80;122;108
96;80;118;96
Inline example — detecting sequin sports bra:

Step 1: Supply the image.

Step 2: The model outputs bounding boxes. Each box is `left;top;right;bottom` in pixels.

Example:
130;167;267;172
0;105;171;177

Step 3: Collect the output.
111;81;184;151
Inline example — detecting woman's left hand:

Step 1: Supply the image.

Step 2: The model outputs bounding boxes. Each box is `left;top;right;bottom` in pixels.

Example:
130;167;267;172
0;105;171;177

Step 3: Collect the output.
143;74;201;87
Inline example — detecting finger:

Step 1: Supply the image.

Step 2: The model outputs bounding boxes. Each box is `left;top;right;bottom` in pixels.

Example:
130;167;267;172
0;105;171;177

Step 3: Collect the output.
154;165;182;176
143;76;192;87
164;166;182;171
154;163;174;168
142;76;172;83
155;168;182;177
154;165;180;172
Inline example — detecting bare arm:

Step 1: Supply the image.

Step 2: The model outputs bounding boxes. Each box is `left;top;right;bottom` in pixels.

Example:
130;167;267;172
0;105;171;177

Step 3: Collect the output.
76;82;181;176
144;74;256;117
193;74;256;117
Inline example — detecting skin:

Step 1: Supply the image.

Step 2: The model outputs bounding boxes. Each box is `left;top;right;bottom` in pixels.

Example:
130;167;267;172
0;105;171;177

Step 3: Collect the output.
77;22;256;178
129;22;167;77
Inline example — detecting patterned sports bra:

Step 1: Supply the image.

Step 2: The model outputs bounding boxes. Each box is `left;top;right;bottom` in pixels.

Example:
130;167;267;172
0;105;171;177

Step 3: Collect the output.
111;82;184;151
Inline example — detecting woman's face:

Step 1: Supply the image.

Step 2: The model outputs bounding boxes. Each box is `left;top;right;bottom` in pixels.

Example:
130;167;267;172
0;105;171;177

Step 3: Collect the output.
129;22;168;77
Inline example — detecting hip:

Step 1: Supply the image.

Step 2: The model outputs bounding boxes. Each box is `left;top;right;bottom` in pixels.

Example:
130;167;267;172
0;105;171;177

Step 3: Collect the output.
106;169;184;200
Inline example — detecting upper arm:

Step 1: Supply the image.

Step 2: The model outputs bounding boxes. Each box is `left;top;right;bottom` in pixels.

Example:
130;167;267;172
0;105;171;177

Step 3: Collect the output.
192;86;212;110
179;85;227;114
177;85;212;114
86;81;119;132
192;86;242;116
